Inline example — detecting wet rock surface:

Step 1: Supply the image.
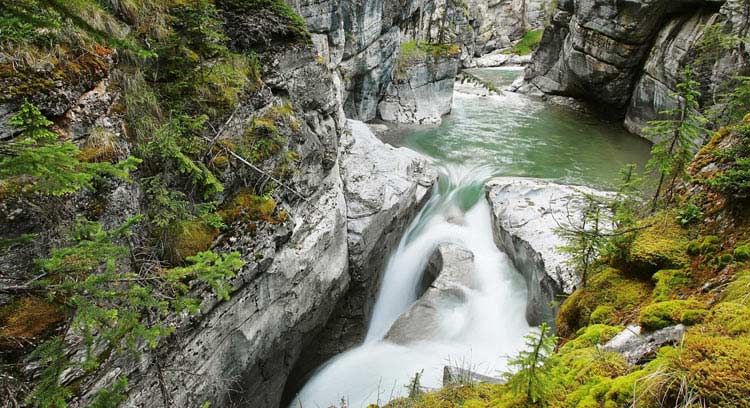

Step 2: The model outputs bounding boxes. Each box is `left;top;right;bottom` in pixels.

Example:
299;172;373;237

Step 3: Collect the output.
601;324;687;365
385;243;476;344
283;119;437;400
485;177;613;326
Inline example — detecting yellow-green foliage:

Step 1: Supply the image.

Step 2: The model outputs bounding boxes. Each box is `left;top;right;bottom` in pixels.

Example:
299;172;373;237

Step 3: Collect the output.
186;54;257;119
239;103;299;163
383;383;498;408
639;300;707;331
687;235;720;256
165;219;220;263
674;333;750;407
723;270;750;305
733;244;750;261
0;297;66;349
652;269;691;301
557;268;652;338
704;302;750;335
561;324;623;352
219;190;286;225
77;127;121;163
627;212;690;274
510;30;544;55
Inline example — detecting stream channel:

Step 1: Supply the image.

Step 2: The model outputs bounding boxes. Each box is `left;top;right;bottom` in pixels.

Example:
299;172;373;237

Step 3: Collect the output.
290;68;651;408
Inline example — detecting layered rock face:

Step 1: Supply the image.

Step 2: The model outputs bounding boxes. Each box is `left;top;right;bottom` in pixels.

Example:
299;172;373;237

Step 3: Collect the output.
290;0;553;122
485;177;612;326
282;120;437;400
522;0;749;137
378;51;459;124
467;0;549;55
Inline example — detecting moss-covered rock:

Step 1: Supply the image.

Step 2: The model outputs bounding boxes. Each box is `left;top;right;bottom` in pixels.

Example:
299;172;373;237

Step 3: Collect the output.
627;212;690;275
677;333;750;407
165;219;220;264
557;268;652;338
705;302;750;335
652;269;692;302
0;297;66;350
562;324;623;352
639;299;707;331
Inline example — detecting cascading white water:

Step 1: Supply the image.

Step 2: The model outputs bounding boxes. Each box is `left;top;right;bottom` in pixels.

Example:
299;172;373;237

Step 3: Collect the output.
290;164;532;408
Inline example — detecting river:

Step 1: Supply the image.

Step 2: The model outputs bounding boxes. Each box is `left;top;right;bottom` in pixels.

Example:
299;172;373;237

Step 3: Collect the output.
290;68;651;408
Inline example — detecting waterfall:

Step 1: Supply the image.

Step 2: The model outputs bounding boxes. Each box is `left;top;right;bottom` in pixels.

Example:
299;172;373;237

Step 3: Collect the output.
290;164;531;408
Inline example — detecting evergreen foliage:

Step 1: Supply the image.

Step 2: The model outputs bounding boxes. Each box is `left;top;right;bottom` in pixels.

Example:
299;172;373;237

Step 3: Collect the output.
0;101;140;197
504;323;556;407
644;67;707;212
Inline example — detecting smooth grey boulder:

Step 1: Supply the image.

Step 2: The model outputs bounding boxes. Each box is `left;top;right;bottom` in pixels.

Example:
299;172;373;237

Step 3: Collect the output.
385;243;475;344
378;53;459;124
443;366;505;386
601;325;687;365
485;177;613;327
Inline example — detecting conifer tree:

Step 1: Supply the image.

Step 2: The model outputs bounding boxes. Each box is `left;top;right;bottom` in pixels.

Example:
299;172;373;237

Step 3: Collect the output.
644;67;707;212
505;323;557;407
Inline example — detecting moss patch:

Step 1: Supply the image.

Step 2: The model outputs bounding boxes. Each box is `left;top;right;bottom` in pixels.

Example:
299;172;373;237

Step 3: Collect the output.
557;267;652;338
165;219;220;264
652;269;692;301
639;299;707;331
0;297;66;349
627;212;691;275
509;29;544;55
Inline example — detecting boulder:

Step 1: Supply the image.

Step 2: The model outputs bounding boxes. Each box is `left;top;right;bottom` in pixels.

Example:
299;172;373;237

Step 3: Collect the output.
601;324;687;365
385;243;476;344
485;177;613;326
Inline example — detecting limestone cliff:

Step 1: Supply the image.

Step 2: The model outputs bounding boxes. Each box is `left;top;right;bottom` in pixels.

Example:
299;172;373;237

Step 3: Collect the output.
521;0;749;137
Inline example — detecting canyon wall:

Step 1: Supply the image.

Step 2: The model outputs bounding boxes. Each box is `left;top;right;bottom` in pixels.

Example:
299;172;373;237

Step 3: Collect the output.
521;0;749;137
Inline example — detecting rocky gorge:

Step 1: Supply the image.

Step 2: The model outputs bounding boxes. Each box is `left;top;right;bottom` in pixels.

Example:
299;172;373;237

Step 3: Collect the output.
2;0;750;407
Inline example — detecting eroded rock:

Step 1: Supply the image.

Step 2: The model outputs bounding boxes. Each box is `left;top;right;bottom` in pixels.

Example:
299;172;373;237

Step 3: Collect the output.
385;243;475;344
485;177;613;326
601;324;687;365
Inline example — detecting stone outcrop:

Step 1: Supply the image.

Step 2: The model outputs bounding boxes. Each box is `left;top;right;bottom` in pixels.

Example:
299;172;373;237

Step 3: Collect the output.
466;0;549;55
378;52;459;124
385;243;476;344
485;177;613;326
292;0;553;122
601;325;687;365
521;0;749;137
282;119;437;401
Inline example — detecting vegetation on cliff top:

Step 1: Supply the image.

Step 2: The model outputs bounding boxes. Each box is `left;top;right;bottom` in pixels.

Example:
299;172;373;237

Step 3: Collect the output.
1;0;311;406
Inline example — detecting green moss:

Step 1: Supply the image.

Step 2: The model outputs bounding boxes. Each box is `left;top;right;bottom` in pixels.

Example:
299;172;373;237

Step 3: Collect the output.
165;219;220;263
589;305;615;324
0;297;67;349
218;190;286;225
733;244;750;261
562;324;623;351
705;302;750;335
676;333;750;407
557;268;652;338
723;270;750;305
687;235;720;256
509;29;544;55
652;269;692;301
627;212;691;275
715;253;734;269
639;299;707;331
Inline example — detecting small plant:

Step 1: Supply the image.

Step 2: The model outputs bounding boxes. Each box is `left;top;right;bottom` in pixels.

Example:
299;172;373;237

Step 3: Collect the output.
505;323;557;406
676;201;703;226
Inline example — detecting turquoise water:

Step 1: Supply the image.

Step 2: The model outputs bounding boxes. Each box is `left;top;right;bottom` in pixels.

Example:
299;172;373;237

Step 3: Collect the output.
389;68;652;189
